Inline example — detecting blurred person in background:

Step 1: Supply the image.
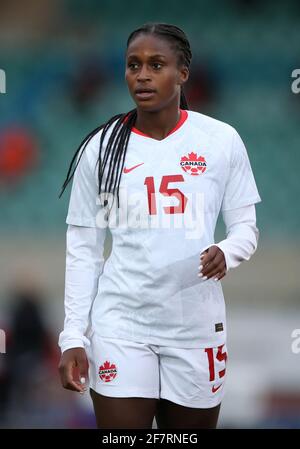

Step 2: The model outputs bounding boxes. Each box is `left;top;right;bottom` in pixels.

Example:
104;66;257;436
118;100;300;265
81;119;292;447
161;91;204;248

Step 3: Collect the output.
58;22;261;429
0;282;60;427
184;61;218;113
70;57;107;112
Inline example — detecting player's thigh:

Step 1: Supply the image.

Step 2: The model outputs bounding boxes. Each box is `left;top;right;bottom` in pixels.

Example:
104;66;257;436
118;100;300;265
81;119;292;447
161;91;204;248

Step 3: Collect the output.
156;398;221;429
90;388;159;429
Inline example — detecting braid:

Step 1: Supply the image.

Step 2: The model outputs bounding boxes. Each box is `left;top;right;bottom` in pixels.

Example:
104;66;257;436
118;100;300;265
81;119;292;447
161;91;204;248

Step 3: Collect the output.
59;23;191;210
111;111;137;208
180;87;189;110
58;123;105;199
59;109;137;210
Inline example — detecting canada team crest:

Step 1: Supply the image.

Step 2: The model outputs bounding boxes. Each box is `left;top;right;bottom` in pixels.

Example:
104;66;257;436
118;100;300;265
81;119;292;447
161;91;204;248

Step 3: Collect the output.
180;151;207;175
99;360;118;382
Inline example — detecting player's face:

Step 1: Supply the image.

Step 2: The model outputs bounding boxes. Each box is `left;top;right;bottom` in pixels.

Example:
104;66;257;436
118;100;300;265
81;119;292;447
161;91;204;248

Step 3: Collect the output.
125;34;189;112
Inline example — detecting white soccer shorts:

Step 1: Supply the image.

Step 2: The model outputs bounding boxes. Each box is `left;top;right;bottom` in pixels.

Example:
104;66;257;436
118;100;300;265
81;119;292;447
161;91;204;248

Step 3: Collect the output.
86;333;228;409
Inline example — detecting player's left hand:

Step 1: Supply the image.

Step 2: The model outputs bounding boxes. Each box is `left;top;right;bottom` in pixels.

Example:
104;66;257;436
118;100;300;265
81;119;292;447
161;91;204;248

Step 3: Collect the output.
198;245;227;281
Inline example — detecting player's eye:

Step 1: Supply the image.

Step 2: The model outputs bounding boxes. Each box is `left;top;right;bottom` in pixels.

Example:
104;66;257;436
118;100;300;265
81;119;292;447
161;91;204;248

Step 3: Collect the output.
152;62;163;70
128;63;139;70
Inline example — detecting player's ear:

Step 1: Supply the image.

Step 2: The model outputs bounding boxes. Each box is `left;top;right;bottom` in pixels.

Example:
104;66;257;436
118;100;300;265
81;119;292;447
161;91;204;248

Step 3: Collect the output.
177;65;189;86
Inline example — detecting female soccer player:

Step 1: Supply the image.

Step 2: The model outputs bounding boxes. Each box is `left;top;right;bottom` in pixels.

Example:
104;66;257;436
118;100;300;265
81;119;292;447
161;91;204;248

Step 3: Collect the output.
58;23;261;429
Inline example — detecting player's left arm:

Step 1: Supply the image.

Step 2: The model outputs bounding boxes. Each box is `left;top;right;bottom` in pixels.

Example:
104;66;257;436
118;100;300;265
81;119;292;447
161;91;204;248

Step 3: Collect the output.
198;204;259;281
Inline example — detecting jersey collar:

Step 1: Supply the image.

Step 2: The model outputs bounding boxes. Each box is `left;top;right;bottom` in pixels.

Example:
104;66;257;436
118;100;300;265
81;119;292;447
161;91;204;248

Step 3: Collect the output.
131;109;188;142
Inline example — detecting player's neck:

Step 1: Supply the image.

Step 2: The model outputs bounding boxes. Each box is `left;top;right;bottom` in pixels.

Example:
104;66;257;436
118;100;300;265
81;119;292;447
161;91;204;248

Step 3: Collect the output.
135;104;181;141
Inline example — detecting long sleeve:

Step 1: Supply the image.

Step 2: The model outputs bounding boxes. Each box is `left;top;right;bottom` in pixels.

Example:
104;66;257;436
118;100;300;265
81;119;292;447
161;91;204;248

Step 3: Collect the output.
58;224;107;353
203;204;259;271
209;127;261;271
217;204;259;270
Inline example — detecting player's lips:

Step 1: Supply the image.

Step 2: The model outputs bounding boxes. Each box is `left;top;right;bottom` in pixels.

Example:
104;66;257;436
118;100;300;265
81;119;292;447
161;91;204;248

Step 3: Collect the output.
134;88;156;100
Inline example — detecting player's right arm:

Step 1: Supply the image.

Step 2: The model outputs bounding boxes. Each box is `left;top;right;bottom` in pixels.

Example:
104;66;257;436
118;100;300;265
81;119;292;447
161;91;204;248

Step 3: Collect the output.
58;133;108;392
58;224;106;392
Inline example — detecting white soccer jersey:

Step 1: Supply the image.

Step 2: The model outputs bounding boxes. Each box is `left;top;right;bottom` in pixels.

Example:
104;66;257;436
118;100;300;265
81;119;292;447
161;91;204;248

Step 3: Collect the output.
64;109;261;349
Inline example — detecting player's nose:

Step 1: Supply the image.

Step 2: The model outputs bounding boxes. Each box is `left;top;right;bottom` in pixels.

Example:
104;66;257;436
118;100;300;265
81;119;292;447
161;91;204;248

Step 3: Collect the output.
136;64;151;81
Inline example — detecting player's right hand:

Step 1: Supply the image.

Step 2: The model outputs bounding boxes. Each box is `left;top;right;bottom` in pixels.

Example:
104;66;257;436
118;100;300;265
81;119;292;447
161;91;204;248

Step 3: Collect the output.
58;347;89;393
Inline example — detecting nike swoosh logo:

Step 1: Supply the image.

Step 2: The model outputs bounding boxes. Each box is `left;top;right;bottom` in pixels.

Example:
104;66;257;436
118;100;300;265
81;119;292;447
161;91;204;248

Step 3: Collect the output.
123;162;144;174
212;384;223;393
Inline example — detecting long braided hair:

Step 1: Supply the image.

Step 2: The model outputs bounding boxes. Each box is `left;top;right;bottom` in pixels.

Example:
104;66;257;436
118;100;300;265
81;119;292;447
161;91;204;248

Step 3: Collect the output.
59;23;192;209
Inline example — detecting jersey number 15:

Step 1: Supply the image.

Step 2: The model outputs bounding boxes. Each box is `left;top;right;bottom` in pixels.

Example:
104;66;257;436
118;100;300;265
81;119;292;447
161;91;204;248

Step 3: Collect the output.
144;175;188;215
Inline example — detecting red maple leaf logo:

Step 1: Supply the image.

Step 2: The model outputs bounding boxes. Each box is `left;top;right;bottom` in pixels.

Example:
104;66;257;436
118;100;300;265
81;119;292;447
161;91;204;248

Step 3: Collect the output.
180;151;207;175
99;360;118;383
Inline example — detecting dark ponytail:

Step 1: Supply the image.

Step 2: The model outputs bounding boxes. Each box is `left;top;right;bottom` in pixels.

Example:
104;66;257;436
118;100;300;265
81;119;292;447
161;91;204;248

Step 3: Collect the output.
59;22;192;209
180;87;189;110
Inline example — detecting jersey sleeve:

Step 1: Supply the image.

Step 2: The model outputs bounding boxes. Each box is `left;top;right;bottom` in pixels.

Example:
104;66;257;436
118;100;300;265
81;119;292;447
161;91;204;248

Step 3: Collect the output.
58;224;107;353
221;130;261;211
66;135;104;228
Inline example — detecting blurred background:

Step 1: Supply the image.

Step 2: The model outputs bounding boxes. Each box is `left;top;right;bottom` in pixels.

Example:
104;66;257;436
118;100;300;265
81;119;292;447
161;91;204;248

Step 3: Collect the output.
0;0;299;429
